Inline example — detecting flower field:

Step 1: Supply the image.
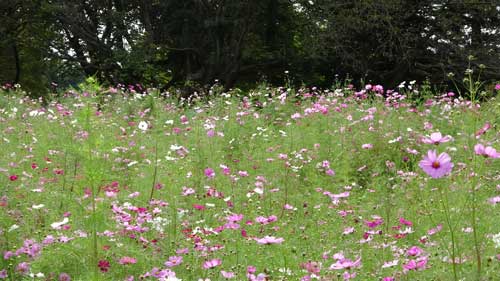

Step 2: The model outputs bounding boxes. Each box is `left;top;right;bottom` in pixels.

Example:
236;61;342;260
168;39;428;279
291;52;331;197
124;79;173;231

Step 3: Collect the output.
0;83;499;280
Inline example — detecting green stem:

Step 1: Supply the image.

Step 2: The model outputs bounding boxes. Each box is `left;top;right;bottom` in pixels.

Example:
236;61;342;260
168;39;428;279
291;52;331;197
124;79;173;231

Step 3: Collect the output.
470;102;482;280
149;140;159;202
471;186;481;280
441;186;458;281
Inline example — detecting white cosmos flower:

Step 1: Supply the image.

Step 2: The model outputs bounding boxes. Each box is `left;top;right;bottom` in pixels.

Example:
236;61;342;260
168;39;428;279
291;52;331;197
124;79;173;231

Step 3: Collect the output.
51;217;69;229
8;224;19;232
138;121;148;131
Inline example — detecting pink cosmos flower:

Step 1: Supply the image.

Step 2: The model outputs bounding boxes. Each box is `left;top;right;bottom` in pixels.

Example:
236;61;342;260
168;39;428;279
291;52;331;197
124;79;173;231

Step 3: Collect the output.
343;227;355;235
119;256;137;265
403;257;427;272
495;84;500;91
193;204;206;210
428;224;443;235
362;143;373;149
164;256;183;267
421;132;452;145
204;168;215;178
329;257;361;270
475;122;491;138
59;273;71;281
406;246;423;257
474;144;500;158
488;196;500;205
16;262;29;275
365;218;383;228
343;271;356;280
203;259;221;269
255;236;284;245
399;217;413;226
226;214;244;222
419;150;453;178
221;270;235;279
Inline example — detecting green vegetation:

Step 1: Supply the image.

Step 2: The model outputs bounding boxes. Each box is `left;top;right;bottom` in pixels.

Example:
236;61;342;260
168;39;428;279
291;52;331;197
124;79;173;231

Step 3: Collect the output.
0;82;499;280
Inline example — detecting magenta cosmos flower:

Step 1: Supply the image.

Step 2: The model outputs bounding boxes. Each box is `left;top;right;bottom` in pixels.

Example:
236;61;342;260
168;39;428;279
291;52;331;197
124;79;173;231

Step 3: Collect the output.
204;168;215;178
421;132;452;145
419;150;453;178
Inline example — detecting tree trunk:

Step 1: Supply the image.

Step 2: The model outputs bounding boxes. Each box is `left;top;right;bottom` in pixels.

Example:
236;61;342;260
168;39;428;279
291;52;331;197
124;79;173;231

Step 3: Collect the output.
12;41;20;84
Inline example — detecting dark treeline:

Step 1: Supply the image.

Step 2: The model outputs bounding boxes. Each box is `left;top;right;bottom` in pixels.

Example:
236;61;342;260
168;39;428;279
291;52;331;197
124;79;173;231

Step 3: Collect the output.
0;0;499;95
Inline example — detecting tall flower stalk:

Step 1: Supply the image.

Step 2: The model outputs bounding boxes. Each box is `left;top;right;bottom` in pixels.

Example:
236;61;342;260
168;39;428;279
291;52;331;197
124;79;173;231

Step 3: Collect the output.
419;150;457;280
440;184;458;281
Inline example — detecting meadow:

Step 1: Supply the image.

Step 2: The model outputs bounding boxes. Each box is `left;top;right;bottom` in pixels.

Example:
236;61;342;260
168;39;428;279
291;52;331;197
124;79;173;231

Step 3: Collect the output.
0;81;499;281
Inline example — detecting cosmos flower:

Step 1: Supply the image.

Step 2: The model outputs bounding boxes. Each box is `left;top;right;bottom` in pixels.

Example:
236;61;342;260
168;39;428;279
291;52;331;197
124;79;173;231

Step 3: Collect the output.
203;259;221;269
118;256;137;265
362;143;373;149
474;144;500;158
59;273;71;281
475;122;491;138
221;271;235;279
16;262;29;275
50;217;69;229
165;256;183;267
255;236;284;245
421;132;452;145
329;257;361;270
204;168;215;178
419;150;453;178
406;246;423;257
98;260;110;272
138;121;148;131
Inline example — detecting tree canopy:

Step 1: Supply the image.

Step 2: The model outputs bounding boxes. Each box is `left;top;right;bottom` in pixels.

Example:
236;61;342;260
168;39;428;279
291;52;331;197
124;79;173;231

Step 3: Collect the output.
0;0;499;95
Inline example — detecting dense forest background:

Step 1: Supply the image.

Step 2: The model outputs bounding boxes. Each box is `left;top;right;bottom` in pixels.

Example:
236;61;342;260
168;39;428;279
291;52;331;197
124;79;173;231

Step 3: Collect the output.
1;0;499;95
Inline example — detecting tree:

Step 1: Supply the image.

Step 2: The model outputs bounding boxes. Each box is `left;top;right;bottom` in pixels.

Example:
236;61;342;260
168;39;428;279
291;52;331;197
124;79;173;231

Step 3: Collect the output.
137;0;300;89
0;0;55;95
292;0;500;87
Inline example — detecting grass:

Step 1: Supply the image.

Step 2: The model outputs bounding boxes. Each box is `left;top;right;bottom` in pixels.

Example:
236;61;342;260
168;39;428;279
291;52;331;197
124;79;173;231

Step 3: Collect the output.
0;82;499;280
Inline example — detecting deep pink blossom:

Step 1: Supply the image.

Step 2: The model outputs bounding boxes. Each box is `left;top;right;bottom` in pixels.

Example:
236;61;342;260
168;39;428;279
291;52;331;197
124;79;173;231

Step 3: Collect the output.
399;217;413;226
204;168;215;178
406;246;423;257
98;260;110;272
